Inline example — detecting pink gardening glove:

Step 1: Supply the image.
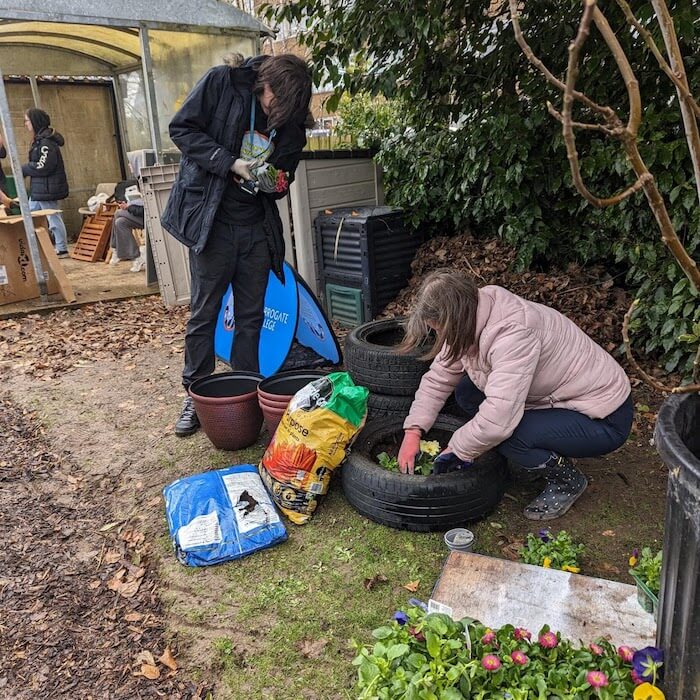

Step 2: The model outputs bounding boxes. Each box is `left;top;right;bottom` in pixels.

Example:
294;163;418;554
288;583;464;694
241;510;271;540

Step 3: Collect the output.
398;429;422;475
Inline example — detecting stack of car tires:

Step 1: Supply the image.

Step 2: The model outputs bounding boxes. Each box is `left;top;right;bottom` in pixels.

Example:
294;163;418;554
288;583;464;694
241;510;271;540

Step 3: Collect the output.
343;318;428;421
342;318;508;531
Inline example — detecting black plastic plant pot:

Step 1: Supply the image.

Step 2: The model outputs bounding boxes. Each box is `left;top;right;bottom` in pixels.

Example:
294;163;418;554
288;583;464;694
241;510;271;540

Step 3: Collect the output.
190;372;262;398
257;370;327;398
654;392;700;699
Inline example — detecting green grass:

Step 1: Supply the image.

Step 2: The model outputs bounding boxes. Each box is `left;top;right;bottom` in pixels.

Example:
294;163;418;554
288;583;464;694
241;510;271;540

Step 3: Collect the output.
155;441;665;700
188;485;445;699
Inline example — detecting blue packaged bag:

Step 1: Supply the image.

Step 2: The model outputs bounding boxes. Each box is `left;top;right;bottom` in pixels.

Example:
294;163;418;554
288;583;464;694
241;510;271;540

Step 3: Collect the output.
163;464;287;567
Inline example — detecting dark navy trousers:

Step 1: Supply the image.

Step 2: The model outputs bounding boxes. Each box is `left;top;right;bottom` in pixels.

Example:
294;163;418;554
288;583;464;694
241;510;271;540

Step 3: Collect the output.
454;375;633;467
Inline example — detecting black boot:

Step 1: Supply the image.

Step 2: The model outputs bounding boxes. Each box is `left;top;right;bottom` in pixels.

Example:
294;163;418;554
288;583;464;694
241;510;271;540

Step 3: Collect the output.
523;454;588;521
175;396;200;437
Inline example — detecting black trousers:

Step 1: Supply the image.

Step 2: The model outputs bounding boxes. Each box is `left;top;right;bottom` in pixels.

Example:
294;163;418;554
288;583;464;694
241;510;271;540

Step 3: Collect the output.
182;220;271;388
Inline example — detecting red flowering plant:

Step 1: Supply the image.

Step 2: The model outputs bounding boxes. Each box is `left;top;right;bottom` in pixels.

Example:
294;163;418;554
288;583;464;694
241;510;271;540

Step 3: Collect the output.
352;606;665;699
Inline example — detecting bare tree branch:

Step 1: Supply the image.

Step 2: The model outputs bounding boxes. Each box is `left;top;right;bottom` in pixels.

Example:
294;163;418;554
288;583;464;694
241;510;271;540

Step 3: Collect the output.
510;0;700;392
649;0;700;206
592;7;700;290
615;0;700;120
623;300;700;394
547;102;622;134
557;3;651;207
507;0;618;124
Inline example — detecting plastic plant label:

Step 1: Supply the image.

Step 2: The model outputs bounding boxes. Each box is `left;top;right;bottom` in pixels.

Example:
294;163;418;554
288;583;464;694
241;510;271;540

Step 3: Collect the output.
428;599;454;618
177;511;222;550
0;266;7;285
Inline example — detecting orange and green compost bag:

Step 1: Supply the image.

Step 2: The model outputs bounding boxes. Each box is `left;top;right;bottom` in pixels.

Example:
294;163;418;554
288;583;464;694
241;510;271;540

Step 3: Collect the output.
259;372;368;524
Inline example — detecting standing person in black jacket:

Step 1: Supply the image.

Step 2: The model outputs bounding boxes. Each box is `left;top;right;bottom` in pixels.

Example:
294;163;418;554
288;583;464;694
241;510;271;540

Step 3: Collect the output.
161;53;312;437
22;109;70;257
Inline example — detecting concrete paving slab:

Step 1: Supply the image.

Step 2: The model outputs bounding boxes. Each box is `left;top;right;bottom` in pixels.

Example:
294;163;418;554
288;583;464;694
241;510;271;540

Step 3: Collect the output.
430;552;656;648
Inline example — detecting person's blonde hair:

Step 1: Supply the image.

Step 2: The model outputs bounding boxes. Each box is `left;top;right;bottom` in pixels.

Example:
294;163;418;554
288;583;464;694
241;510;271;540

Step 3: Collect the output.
401;269;479;363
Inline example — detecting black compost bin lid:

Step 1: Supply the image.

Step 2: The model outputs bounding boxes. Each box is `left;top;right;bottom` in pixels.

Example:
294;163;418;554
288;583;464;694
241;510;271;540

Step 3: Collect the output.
314;206;403;228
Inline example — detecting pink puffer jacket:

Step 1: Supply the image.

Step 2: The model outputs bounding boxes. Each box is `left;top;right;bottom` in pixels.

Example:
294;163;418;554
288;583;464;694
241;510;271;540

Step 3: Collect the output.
403;285;631;460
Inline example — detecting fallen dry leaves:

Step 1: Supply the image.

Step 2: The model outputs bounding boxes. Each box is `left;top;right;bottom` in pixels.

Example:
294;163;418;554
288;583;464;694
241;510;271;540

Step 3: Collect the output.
381;234;629;355
402;580;420;593
363;573;388;591
0;394;193;697
0;296;188;382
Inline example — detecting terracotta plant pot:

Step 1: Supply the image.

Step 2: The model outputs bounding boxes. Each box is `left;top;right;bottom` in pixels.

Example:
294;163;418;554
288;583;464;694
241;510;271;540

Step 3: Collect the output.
189;372;263;451
257;370;327;437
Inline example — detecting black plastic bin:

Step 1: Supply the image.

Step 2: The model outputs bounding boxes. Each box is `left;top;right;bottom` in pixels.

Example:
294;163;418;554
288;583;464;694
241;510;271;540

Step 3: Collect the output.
315;206;421;325
654;392;700;700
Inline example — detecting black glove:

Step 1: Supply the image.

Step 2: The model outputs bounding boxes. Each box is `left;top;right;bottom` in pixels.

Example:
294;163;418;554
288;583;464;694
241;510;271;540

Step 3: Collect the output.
432;452;473;475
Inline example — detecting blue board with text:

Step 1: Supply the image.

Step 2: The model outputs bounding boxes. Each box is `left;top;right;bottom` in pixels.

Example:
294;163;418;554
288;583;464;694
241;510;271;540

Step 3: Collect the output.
214;262;341;377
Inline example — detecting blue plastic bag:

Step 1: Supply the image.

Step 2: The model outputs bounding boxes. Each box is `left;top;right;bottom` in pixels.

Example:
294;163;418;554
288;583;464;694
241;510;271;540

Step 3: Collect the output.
163;464;287;567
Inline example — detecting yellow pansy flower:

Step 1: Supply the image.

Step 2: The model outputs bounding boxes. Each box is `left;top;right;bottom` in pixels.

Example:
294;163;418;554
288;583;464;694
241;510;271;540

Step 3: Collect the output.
543;557;552;568
629;555;638;567
633;683;665;700
419;440;441;457
562;565;580;574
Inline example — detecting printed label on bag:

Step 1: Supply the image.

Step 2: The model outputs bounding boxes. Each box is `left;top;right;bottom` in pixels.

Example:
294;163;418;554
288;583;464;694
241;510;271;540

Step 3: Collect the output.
177;511;222;549
222;472;281;535
0;266;7;285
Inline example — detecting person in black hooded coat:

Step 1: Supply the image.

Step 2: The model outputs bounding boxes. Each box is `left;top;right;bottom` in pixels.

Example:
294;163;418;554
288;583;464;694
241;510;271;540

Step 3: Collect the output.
161;52;312;437
22;108;70;257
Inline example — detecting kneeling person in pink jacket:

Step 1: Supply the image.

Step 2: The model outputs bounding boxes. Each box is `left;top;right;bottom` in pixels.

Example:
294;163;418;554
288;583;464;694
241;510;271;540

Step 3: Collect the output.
398;270;633;521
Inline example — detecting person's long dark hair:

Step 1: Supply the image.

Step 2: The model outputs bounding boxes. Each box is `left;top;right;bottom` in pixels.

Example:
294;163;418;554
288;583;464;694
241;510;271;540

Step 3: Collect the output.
25;108;51;135
254;54;313;130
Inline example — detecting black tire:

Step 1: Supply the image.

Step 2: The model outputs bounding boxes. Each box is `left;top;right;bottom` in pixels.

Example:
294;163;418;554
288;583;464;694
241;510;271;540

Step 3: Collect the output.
342;415;507;532
367;391;414;420
344;318;430;396
367;390;469;421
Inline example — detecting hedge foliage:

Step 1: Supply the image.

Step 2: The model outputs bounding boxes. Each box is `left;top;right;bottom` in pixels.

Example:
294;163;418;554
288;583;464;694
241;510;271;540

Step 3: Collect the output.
269;0;700;378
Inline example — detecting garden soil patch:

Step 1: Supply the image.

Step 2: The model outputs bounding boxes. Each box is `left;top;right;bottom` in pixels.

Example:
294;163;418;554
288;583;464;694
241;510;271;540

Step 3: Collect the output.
0;394;202;699
0;283;666;697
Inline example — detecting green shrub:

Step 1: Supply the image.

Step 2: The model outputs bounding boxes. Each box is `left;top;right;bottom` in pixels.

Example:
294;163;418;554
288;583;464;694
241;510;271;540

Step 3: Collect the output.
267;0;700;379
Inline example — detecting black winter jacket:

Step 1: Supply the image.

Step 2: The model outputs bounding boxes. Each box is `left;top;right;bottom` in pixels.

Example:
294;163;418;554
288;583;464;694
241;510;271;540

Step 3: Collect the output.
0;144;6;190
160;57;307;281
22;128;69;201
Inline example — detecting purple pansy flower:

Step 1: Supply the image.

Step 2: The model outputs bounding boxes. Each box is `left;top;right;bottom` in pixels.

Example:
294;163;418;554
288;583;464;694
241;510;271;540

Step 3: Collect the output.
393;610;409;626
632;646;664;682
539;529;552;542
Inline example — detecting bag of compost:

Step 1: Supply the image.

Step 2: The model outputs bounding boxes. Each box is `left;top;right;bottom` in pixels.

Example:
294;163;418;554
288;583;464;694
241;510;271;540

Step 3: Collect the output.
259;372;368;524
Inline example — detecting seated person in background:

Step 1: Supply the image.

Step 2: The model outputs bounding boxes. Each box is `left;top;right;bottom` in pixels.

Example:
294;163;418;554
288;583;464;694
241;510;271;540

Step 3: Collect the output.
110;179;145;271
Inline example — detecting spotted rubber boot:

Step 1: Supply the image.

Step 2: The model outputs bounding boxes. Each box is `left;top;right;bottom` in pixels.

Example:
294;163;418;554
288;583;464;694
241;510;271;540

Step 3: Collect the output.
523;455;588;521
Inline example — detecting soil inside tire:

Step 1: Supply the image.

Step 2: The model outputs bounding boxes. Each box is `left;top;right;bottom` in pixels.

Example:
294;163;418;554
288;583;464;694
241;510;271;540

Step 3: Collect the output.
373;427;456;470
